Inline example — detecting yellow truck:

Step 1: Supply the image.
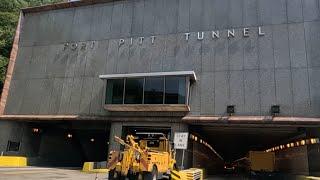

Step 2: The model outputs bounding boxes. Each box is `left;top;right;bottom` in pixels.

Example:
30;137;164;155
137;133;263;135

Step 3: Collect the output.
107;133;177;180
235;151;275;173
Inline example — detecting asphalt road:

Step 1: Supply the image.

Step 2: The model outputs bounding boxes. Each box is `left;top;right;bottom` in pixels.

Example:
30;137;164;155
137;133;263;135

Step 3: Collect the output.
0;167;311;180
0;167;107;180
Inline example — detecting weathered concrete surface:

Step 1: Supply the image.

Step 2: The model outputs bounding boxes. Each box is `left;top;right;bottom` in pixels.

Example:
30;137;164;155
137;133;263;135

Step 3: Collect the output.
4;0;320;118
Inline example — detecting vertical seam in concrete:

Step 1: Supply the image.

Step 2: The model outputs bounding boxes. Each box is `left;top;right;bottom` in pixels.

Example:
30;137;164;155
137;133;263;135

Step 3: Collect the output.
257;29;262;116
301;0;313;113
227;36;231;107
286;23;295;116
0;12;23;115
141;0;146;35
285;0;295;116
272;25;277;105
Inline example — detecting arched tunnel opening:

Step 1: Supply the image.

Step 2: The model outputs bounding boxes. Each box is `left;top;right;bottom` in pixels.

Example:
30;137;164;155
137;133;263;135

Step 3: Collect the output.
189;125;320;177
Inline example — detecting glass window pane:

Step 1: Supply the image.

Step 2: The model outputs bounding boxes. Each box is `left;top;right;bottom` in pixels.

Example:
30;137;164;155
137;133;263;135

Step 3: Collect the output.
165;76;186;104
144;77;164;104
124;78;144;104
106;79;124;104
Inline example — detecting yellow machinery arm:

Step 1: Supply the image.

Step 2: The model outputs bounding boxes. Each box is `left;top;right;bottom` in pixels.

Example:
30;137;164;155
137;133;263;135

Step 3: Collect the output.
114;135;142;154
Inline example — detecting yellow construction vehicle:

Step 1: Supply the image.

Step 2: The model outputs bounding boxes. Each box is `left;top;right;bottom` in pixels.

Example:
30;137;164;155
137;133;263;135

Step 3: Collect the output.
107;133;177;180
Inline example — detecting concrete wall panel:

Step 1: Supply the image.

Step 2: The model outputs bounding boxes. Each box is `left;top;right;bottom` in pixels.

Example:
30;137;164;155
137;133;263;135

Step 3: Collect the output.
85;40;109;77
38;79;54;115
175;34;190;71
68;78;83;114
73;43;89;77
28;46;48;79
12;46;32;80
19;80;42;114
79;77;94;115
270;0;287;24
187;35;202;73
229;71;245;114
121;1;133;37
128;39;143;73
287;0;303;23
259;69;276;115
106;39;119;74
150;35;165;72
200;72;214;114
309;67;320;116
258;25;274;69
289;23;307;68
35;12;50;45
45;44;65;78
20;13;38;46
47;78;63;114
214;32;228;71
302;0;320;21
273;24;290;69
50;9;74;43
110;2;123;38
229;0;243;28
4;80;27;114
244;70;260;115
162;34;177;72
258;0;272;25
116;39;130;73
214;0;230;29
131;0;145;36
177;0;190;33
305;21;320;67
243;0;258;26
64;45;79;78
143;0;155;36
58;78;73;114
229;29;244;71
275;69;293;116
71;7;93;42
243;27;258;69
139;37;153;73
164;0;178;34
91;4;113;40
214;71;229;115
201;34;214;72
190;74;201;114
292;68;311;116
89;78;105;115
203;0;215;30
189;0;203;32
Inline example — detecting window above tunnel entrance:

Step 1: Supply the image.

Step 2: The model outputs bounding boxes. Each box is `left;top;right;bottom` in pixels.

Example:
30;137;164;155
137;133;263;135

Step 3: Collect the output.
100;71;196;112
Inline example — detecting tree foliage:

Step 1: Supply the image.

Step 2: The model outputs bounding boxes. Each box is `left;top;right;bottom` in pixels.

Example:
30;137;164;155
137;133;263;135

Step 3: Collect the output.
0;0;62;92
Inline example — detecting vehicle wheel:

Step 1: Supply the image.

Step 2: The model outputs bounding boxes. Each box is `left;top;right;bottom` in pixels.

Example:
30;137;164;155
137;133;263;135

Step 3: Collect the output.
143;166;157;180
109;169;118;180
128;172;140;180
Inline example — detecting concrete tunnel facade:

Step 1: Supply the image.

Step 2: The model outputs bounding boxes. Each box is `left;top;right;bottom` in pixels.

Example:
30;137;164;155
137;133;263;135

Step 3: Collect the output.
0;0;320;176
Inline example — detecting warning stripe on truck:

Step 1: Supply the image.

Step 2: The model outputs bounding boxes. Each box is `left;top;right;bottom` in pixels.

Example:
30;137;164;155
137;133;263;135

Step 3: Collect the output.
171;170;181;180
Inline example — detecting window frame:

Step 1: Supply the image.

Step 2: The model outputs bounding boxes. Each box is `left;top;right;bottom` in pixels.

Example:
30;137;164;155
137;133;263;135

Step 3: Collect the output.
105;75;191;105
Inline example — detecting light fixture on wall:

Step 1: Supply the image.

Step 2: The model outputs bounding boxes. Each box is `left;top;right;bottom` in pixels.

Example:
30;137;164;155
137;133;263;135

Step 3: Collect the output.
271;105;280;115
67;133;73;139
32;128;40;133
227;105;235;115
